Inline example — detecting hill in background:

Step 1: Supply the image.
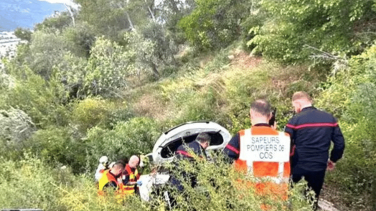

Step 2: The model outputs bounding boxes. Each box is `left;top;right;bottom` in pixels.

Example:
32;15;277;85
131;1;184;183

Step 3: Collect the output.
0;0;66;31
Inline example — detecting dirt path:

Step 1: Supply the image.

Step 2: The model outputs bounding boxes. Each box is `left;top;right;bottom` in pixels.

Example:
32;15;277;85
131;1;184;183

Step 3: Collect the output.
318;199;339;211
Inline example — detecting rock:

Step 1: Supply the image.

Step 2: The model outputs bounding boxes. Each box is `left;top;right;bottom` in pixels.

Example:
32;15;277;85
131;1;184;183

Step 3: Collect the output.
318;199;339;211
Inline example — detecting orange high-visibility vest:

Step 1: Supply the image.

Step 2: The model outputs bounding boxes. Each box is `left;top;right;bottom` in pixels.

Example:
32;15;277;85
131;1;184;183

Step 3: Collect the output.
234;126;291;199
119;164;140;195
98;170;119;196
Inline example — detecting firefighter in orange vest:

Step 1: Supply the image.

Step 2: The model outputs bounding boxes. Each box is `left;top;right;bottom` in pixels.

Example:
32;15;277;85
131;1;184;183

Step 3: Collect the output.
224;99;291;202
120;155;141;196
98;162;125;195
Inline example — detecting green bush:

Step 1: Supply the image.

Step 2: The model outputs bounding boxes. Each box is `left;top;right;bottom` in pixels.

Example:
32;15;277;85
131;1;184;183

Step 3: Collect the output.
0;156;72;210
179;0;253;51
71;97;117;133
0;155;313;211
316;44;376;210
30;127;87;174
84;37;132;97
0;108;36;160
1;65;70;128
86;117;161;172
249;0;376;63
153;154;314;211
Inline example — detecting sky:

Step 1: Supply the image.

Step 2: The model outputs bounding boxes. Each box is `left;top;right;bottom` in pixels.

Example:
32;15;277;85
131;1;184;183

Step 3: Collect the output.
38;0;78;9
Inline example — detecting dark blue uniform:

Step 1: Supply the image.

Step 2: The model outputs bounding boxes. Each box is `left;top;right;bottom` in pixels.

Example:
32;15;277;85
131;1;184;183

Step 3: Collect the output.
176;141;207;160
170;141;207;192
285;106;345;200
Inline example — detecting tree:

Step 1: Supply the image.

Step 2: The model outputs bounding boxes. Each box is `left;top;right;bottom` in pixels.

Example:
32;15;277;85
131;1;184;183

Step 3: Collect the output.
19;30;77;79
179;0;252;51
83;37;132;97
35;11;73;32
125;29;160;78
74;0;133;41
249;0;376;63
62;22;96;58
14;28;32;42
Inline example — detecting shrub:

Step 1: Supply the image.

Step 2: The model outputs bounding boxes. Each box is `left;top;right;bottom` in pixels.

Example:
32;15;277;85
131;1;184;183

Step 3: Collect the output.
0;156;72;210
316;44;376;210
152;154;313;211
249;0;376;63
83;37;132;97
71;97;116;133
179;0;253;51
1;65;70;128
0;108;36;160
0;156;313;211
0;108;36;144
30;127;87;174
86;117;161;172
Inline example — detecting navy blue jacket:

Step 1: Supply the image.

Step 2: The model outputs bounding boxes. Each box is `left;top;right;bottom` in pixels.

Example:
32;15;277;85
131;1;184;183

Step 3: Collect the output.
285;107;345;172
171;141;206;191
175;141;207;160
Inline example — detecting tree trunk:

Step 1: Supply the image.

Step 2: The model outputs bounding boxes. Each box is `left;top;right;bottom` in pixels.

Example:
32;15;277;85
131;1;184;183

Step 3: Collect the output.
125;11;135;30
150;62;159;78
65;4;75;27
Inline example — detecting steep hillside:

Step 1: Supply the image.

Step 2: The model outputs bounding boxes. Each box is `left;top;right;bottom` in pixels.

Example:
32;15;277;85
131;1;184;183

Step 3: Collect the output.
1;0;376;210
126;49;324;134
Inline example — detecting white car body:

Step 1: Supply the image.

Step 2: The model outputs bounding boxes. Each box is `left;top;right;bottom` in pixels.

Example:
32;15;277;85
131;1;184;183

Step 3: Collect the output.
139;121;232;201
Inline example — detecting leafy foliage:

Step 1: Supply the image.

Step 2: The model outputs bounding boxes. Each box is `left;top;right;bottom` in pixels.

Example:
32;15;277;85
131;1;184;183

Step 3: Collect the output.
0;156;72;210
179;0;252;51
86;117;160;171
249;0;376;63
1;65;70;128
0;108;36;160
2;0;376;209
316;45;376;210
0;155;313;211
30;127;87;173
14;27;32;42
84;37;132;97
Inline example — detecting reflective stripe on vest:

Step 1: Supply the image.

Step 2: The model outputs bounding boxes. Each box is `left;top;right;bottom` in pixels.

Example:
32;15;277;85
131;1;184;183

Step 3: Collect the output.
176;150;193;158
237;128;290;184
120;165;139;195
98;170;118;191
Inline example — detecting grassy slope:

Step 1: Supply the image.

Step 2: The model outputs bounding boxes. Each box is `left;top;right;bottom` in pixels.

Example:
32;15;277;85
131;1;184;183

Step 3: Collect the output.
126;48;325;133
124;47;357;210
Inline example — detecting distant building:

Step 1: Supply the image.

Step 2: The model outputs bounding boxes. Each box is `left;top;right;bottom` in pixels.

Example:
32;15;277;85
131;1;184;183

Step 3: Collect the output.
0;31;26;70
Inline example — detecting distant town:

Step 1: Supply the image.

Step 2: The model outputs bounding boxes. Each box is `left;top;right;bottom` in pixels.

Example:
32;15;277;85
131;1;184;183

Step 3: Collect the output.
0;31;26;69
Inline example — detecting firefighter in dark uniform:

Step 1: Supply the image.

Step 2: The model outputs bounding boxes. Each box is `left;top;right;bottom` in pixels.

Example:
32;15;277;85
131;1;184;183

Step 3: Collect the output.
175;132;210;161
171;132;211;192
165;132;211;211
285;91;345;209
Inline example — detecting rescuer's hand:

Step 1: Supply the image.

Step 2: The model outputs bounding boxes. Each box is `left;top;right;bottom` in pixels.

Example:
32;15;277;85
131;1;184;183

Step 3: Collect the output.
327;160;336;171
137;181;143;186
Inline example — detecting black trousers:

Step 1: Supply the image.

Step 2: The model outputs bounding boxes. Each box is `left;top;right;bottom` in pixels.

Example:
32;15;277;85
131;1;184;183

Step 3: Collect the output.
292;167;326;210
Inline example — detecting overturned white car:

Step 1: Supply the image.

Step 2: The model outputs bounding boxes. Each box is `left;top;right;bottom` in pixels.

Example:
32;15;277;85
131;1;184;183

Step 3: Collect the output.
139;121;232;201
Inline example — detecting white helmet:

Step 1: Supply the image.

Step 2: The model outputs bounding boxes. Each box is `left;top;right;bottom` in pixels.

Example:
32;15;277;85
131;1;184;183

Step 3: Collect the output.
99;156;108;164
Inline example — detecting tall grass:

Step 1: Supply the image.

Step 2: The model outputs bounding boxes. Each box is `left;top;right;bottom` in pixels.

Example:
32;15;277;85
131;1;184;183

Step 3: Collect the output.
0;155;313;211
